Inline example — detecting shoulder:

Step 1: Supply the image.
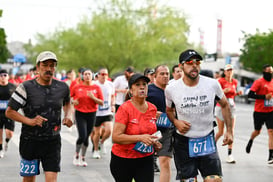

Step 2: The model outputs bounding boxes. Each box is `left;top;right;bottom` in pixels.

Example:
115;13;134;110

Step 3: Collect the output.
53;79;69;89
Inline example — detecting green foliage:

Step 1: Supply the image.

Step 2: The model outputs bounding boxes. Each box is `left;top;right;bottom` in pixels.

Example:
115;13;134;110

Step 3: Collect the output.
25;0;202;75
0;28;10;63
240;29;273;73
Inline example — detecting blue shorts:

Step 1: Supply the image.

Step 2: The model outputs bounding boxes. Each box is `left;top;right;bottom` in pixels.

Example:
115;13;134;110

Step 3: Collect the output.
173;132;222;180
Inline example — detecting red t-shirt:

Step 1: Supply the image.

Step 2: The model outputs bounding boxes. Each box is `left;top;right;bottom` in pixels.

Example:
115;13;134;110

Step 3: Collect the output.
251;77;273;112
111;100;157;158
71;83;103;113
216;77;238;107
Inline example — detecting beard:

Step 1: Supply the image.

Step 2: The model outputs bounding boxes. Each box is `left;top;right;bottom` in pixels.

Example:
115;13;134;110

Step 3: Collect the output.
184;70;199;80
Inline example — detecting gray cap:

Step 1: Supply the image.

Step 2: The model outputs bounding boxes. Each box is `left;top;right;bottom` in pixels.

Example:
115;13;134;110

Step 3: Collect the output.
36;51;58;64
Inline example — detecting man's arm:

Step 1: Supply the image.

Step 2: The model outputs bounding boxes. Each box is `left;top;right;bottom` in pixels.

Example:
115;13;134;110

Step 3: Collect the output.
166;106;191;135
217;95;233;146
62;101;73;127
5;106;47;127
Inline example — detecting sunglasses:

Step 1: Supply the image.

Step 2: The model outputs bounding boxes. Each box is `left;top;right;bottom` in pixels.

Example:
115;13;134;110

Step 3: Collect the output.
0;74;8;77
100;73;108;76
184;59;202;65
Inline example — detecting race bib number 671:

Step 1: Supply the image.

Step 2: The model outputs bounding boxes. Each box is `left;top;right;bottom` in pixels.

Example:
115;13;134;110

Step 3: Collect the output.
188;132;216;158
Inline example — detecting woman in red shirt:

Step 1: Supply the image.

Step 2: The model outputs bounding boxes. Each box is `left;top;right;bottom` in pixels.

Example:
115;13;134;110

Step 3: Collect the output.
215;64;242;163
70;68;104;167
110;73;162;182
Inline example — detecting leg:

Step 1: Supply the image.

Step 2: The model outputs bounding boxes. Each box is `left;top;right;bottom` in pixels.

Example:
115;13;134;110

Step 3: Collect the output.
100;121;112;144
159;156;171;182
45;171;57;182
22;176;36;182
93;126;101;151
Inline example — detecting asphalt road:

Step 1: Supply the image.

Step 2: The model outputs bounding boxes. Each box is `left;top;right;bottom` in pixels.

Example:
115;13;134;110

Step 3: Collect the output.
1;102;273;182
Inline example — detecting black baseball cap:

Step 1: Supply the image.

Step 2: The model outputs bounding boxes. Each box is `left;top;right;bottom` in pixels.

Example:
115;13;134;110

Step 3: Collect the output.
0;69;8;74
128;73;150;89
125;66;134;73
144;68;155;75
179;49;203;64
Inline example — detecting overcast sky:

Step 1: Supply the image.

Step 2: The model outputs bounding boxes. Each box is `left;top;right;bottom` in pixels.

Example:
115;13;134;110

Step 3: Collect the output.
1;0;272;53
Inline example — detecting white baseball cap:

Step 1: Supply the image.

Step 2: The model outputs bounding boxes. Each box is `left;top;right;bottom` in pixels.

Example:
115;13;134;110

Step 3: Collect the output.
36;51;58;64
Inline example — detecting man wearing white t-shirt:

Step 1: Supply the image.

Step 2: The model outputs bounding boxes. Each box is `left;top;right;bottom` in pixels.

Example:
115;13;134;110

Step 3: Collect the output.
113;67;134;111
165;49;233;182
92;68;115;159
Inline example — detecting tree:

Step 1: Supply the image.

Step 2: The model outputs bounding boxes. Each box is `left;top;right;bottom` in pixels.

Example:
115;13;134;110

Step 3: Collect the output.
240;29;273;73
0;10;10;63
25;0;203;74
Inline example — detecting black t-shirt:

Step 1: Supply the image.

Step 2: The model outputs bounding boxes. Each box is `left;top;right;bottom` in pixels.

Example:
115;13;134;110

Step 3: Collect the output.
146;83;166;112
0;83;16;113
8;79;70;140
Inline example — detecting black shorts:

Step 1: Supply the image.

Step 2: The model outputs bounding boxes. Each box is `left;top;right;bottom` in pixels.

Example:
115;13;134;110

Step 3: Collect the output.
110;152;154;182
95;115;113;127
19;135;61;172
253;111;273;130
173;132;222;180
0;112;15;131
156;128;173;157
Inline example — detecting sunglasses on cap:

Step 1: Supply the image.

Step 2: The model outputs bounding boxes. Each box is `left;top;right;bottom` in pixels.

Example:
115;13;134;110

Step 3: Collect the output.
0;73;8;77
184;59;202;65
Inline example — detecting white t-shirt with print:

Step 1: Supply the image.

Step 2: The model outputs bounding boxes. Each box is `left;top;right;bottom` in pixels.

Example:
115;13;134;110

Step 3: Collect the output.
165;75;224;138
95;80;115;116
113;75;128;105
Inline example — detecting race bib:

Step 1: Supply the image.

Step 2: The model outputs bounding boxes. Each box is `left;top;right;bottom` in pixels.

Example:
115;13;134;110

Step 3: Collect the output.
156;113;173;128
20;158;40;177
264;99;273;107
133;142;154;154
188;132;216;157
0;100;8;110
99;101;109;111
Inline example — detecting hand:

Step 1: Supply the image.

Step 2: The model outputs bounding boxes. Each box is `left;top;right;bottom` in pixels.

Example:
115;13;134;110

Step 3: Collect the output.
237;90;243;95
223;88;231;93
222;132;233;146
30;115;48;127
156;111;162;119
87;91;95;99
72;99;79;106
111;105;116;113
265;93;272;100
174;119;191;135
141;134;158;146
153;141;162;151
62;118;73;128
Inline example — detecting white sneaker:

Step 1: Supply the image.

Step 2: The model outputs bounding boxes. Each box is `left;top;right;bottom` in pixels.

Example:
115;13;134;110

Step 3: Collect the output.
0;150;4;158
92;150;101;159
100;143;107;154
4;142;8;151
226;155;236;163
80;157;88;167
73;155;80;166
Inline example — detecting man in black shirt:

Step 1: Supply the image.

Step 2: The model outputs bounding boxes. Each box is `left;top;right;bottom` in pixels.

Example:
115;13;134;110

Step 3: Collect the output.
0;69;16;158
6;51;73;181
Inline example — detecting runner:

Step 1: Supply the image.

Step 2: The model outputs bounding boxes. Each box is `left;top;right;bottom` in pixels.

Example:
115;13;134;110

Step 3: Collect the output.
0;69;16;158
110;73;162;182
91;68;115;159
165;49;233;181
5;51;73;182
71;68;103;166
246;64;273;164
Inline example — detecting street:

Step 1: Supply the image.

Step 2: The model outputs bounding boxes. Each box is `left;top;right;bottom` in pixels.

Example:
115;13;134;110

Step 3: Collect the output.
0;102;273;182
